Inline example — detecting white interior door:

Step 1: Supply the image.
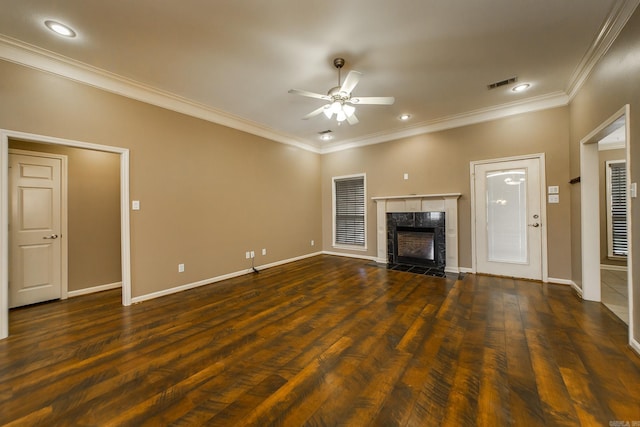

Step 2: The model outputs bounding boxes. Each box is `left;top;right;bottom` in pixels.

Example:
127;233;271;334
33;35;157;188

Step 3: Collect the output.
9;152;64;308
474;158;543;280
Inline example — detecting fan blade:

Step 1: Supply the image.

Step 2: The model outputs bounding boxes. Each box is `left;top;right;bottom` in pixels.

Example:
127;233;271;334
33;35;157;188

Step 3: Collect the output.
349;96;395;105
346;113;359;125
303;105;329;120
340;71;362;95
288;89;330;101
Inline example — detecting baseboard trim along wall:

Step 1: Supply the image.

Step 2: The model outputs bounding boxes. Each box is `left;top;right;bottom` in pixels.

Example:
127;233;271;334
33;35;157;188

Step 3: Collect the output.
600;264;628;272
569;280;584;298
131;252;323;304
68;281;122;298
130;249;581;305
321;251;378;262
547;277;575;286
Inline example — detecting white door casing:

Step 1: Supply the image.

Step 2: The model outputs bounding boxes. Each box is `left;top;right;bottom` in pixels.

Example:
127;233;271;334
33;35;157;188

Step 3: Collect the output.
472;155;546;281
9;151;67;307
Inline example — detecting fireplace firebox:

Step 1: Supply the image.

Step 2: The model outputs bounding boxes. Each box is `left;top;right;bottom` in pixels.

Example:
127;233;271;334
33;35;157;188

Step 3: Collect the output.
396;227;436;266
387;211;446;275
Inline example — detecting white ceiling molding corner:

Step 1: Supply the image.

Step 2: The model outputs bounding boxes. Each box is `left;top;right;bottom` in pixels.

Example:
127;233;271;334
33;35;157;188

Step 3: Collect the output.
566;0;640;100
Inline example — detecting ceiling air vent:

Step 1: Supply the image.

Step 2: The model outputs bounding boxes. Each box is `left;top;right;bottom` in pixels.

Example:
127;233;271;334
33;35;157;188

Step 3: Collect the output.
487;77;517;90
318;130;333;141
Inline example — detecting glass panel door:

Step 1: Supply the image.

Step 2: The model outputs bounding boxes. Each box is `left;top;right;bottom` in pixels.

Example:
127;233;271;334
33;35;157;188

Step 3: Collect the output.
485;168;528;263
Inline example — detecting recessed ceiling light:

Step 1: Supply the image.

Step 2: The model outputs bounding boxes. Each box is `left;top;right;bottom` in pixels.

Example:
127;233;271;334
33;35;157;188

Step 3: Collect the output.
512;83;530;92
45;20;76;38
399;114;411;121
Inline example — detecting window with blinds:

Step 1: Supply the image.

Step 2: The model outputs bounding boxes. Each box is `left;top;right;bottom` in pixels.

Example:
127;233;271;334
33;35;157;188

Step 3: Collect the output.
606;160;627;258
333;174;366;248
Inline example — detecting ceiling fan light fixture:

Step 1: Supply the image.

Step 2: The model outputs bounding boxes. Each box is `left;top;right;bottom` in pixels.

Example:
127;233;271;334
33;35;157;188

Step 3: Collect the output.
336;110;347;122
343;104;356;118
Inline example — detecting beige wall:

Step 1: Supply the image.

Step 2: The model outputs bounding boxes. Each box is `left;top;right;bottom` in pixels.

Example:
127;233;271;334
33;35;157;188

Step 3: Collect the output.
598;148;627;267
0;60;322;298
8;140;122;292
321;107;572;279
569;7;640;342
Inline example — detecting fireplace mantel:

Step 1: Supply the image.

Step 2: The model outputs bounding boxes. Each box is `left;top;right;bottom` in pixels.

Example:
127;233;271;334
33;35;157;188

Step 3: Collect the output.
373;193;461;273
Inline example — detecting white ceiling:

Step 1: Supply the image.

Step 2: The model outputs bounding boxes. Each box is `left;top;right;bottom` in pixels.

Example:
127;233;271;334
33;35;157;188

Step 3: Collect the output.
0;0;637;152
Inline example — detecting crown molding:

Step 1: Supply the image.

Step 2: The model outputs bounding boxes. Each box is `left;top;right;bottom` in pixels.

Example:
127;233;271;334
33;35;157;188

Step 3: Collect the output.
566;0;640;100
0;35;319;153
1;0;635;157
319;91;569;154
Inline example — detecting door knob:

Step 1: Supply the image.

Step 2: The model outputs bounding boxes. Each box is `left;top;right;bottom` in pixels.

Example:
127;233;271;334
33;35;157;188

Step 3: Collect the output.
43;234;59;239
528;223;540;228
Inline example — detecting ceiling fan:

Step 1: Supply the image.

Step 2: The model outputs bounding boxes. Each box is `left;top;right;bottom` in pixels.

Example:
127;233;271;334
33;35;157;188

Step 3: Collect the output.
288;58;395;125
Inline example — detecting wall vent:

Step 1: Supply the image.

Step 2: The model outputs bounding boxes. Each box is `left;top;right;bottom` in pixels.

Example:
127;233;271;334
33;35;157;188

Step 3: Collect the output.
487;77;517;90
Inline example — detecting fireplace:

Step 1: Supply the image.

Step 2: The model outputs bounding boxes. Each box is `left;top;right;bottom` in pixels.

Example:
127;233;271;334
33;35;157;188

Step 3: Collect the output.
387;211;446;275
373;193;460;273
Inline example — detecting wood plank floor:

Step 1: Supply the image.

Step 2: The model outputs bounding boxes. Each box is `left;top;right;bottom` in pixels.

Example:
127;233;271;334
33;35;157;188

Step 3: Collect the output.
1;255;639;426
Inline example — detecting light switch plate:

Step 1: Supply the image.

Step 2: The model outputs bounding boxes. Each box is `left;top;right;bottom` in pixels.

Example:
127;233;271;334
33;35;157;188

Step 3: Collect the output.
631;182;637;198
548;186;559;194
132;200;140;210
548;194;559;203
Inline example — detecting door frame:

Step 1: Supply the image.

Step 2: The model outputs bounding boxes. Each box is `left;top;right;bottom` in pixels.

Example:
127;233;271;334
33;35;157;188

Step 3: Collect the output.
580;105;634;346
9;149;69;304
470;153;548;282
1;129;132;339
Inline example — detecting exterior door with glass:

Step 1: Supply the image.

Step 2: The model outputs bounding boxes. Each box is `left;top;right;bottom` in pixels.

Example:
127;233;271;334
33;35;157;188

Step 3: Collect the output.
474;158;542;280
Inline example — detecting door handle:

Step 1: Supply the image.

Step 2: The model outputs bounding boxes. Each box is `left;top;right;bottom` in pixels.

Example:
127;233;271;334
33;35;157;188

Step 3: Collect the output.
528;223;540;228
43;234;59;239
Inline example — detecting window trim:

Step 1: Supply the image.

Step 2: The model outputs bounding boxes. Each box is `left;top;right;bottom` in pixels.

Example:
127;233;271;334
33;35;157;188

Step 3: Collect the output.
606;159;627;259
332;173;367;251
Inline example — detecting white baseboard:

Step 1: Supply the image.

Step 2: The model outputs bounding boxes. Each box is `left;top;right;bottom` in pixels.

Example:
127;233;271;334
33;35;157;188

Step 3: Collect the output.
131;252;323;304
600;264;628;272
68;281;122;298
569;281;583;298
321;250;378;262
546;277;574;286
630;337;640;356
459;267;474;274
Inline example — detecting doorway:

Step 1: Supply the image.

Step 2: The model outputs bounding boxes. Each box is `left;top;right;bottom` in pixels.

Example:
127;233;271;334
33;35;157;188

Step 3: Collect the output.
1;129;132;339
580;105;633;340
471;154;548;281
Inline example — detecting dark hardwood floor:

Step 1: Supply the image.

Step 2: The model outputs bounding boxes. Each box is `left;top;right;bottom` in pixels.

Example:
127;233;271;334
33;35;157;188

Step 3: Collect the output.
1;255;639;426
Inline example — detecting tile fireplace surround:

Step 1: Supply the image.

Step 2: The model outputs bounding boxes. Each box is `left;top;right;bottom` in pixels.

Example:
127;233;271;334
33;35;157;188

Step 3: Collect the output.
372;193;461;273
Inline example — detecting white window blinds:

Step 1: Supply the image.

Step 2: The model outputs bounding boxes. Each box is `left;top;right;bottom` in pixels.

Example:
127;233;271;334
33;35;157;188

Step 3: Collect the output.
334;175;366;247
607;161;627;257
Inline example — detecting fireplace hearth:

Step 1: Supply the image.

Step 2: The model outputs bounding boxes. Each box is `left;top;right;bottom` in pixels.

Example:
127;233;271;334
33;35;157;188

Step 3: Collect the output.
387;211;446;277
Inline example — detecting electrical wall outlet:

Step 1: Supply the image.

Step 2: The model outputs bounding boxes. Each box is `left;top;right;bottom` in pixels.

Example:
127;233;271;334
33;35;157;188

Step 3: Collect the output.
245;251;250;259
262;248;267;256
178;263;185;273
311;240;315;246
250;251;255;258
